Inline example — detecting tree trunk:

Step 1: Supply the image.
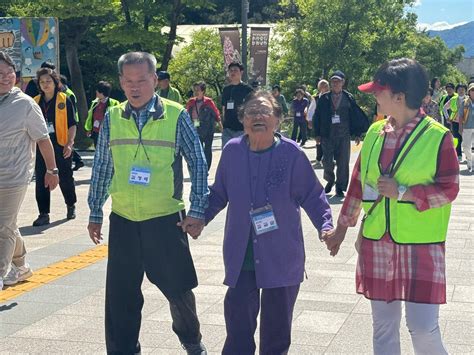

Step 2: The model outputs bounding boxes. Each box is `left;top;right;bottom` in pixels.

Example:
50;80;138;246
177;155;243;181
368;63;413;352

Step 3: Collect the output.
65;43;87;124
160;0;182;71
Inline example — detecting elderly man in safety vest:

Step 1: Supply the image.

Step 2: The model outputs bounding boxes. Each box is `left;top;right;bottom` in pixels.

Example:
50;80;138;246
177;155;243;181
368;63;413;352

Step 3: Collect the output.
87;52;208;355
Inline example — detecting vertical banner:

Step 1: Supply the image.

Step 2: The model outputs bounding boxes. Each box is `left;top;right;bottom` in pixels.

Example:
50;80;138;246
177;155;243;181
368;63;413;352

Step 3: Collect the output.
218;27;241;76
249;27;270;85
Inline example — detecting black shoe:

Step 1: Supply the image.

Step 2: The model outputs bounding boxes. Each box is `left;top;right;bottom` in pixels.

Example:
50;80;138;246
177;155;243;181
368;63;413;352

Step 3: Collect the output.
33;214;50;227
67;205;76;220
181;342;207;355
324;182;334;194
335;188;345;197
72;161;84;171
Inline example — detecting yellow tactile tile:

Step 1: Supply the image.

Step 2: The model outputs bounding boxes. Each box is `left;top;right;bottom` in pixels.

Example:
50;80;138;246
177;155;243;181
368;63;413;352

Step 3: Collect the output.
0;244;108;302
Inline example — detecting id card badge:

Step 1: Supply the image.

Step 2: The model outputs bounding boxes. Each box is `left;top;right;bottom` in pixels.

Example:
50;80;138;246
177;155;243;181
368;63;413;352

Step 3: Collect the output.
129;166;151;186
227;100;235;110
331;114;341;124
193;120;200;128
93;120;101;129
296;112;302;117
47;122;55;134
249;204;279;235
363;183;379;200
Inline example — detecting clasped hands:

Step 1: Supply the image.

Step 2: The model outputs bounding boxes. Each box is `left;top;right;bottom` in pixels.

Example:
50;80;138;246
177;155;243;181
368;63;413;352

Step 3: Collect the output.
320;227;346;257
177;216;205;239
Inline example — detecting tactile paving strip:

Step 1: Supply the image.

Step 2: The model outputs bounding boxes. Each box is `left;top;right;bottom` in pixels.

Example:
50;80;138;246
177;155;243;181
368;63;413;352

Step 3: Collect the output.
0;244;108;302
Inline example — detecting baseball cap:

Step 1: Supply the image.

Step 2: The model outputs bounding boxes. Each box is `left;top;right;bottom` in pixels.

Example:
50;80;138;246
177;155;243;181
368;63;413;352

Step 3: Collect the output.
358;80;391;93
157;71;170;80
330;70;345;80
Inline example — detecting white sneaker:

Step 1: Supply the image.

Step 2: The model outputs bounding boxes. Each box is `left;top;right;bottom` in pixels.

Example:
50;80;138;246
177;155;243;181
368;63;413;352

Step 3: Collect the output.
3;264;33;286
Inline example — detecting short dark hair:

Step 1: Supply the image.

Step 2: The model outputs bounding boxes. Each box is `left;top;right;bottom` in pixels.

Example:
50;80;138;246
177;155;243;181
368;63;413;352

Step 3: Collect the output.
373;58;428;110
445;83;455;89
430;77;439;89
36;67;60;92
193;81;206;92
228;61;244;71
96;80;112;96
41;61;56;70
0;51;16;71
238;90;283;122
272;84;281;92
295;88;305;96
455;83;467;92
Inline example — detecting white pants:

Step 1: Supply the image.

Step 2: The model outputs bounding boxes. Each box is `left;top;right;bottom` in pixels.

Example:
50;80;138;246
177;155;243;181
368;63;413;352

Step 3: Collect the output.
462;128;474;165
371;300;447;355
0;185;28;278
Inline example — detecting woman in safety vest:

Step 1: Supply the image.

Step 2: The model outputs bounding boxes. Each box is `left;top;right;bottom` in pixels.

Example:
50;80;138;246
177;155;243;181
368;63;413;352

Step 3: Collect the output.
324;58;459;355
33;68;78;226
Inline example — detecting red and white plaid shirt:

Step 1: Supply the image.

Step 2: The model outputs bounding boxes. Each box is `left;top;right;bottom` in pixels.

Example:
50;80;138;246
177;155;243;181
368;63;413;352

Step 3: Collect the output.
339;113;459;303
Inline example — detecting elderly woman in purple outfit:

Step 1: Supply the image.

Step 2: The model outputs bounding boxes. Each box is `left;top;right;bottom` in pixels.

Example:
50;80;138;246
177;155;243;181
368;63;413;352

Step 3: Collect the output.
203;90;334;354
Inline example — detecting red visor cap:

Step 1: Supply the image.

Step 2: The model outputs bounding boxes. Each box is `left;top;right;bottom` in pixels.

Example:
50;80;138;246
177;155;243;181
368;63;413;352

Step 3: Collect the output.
358;81;391;93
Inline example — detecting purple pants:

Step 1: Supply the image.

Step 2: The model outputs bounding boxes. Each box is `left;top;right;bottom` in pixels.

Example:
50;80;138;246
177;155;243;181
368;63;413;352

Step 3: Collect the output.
222;271;300;355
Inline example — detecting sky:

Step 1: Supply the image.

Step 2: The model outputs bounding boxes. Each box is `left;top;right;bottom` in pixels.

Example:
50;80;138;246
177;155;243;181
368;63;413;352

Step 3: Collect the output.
408;0;474;30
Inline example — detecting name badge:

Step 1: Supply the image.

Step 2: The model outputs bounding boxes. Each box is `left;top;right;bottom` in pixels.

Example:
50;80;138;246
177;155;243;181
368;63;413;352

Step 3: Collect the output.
363;183;379;201
47;122;55;134
296;112;302;117
227;101;235;110
129;166;151;186
249;204;279;235
193;120;200;128
93;120;101;129
332;114;341;124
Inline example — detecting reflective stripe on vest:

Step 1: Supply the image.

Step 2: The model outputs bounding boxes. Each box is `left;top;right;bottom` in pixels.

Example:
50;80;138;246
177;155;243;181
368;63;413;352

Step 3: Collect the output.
360;116;452;244
108;98;185;222
34;92;69;146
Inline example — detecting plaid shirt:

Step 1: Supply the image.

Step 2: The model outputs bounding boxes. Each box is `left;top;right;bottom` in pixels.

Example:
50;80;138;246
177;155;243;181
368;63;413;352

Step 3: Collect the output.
88;95;209;224
339;113;459;303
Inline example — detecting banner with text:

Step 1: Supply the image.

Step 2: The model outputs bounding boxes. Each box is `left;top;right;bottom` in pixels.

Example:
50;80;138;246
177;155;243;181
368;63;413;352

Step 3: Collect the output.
249;27;270;85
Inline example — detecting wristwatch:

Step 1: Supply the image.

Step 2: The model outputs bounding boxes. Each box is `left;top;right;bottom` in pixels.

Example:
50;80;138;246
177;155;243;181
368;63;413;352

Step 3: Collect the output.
397;185;407;201
46;168;59;175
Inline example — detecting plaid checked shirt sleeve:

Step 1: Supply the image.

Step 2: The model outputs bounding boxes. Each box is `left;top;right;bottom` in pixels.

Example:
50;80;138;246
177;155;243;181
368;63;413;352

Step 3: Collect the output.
337;154;363;227
409;133;460;211
88;111;114;224
175;110;209;220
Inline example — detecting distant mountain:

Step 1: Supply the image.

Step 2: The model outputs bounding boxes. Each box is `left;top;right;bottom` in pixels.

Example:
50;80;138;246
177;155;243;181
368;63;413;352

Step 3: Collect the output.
427;21;474;57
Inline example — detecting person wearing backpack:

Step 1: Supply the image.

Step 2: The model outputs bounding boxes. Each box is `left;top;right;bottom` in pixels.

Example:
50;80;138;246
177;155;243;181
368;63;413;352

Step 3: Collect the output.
186;81;222;170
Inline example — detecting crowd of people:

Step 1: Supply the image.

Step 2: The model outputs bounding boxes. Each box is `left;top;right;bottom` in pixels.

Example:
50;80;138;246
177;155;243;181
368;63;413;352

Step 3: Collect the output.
0;48;472;355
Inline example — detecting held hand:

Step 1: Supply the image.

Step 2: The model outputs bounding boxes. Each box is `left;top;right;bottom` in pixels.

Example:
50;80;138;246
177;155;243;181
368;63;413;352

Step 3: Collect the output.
44;173;59;191
86;131;92;137
325;225;347;256
377;176;398;199
63;144;73;158
177;216;205;239
88;222;103;245
355;137;361;146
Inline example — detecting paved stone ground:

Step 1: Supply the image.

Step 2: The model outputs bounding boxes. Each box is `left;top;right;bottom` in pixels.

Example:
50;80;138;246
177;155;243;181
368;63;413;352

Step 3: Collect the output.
0;135;473;354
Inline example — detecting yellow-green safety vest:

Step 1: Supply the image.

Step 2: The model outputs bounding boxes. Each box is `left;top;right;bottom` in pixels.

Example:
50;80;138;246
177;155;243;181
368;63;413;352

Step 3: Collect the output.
108;98;185;222
360;116;452;244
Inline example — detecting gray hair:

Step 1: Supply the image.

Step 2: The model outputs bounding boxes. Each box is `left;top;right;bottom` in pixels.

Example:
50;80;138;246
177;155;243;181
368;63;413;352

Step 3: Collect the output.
117;52;157;75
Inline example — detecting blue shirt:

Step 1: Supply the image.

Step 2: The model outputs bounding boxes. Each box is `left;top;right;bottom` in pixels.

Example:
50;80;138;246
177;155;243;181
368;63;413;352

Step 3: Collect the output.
88;95;209;224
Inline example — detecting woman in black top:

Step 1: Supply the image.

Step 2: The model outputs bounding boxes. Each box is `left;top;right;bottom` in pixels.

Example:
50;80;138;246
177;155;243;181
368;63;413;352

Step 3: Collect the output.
33;68;78;226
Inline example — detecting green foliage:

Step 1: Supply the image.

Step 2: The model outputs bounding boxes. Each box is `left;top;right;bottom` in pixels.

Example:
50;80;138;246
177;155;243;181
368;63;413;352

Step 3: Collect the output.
269;0;466;108
168;28;225;105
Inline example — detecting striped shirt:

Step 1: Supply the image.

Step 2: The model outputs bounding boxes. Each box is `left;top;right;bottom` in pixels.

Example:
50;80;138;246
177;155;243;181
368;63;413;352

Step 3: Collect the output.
88;95;209;224
339;113;459;303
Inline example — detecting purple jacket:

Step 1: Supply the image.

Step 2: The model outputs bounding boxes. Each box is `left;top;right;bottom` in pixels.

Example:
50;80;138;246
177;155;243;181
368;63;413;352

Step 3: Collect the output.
205;135;333;288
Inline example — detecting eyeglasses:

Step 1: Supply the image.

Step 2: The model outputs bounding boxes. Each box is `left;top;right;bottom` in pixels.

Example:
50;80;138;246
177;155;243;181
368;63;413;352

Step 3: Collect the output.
0;70;15;79
244;108;273;118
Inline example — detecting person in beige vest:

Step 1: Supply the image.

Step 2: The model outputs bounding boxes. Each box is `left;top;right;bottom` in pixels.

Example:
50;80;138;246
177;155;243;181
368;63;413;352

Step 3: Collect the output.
0;52;58;289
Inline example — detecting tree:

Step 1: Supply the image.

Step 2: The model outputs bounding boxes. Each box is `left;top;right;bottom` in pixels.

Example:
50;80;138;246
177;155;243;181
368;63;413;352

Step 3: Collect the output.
168;28;225;103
